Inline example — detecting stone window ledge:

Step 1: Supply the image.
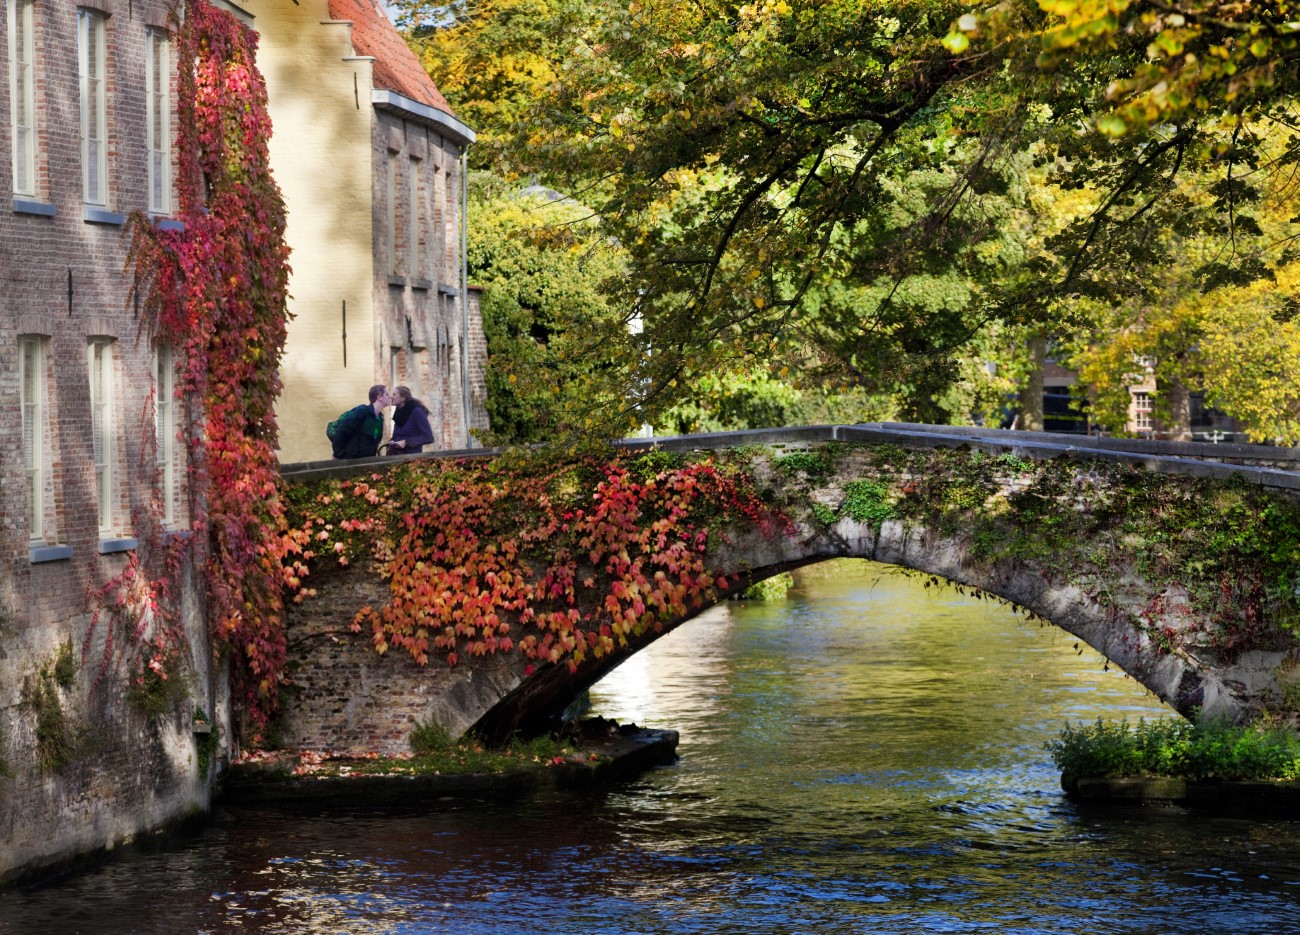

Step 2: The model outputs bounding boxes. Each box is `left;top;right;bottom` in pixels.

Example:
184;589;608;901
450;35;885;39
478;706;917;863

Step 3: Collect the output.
14;198;56;217
30;544;73;563
98;537;139;555
84;206;126;226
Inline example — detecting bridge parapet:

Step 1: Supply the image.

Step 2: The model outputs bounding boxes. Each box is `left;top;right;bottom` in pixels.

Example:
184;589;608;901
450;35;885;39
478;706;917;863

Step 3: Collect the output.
283;423;1300;493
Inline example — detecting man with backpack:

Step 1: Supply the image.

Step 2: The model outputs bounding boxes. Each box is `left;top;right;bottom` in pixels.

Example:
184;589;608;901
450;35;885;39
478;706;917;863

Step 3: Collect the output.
326;385;392;459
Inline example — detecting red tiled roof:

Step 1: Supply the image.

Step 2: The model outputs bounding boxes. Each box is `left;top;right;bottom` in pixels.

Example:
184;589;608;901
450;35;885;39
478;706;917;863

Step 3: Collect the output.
328;0;455;117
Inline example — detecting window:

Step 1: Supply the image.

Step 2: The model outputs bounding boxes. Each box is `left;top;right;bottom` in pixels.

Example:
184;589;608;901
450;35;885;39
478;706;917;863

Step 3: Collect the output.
1133;391;1152;431
153;343;175;524
387;151;399;275
408;157;422;279
145;28;170;213
19;336;44;538
78;8;107;205
8;0;36;196
88;339;114;534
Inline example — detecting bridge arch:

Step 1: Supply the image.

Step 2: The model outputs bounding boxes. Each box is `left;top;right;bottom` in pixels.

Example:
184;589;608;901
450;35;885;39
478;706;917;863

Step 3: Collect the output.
277;425;1300;753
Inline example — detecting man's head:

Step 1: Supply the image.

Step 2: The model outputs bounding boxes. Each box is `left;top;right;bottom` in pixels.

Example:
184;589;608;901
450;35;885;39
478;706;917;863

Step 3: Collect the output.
368;385;392;412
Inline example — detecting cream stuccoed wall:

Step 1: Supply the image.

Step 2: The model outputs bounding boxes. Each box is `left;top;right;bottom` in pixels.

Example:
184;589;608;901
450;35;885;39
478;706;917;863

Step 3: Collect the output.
242;0;378;464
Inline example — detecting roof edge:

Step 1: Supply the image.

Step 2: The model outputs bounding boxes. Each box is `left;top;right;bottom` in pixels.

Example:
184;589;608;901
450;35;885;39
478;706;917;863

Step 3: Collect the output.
371;89;476;146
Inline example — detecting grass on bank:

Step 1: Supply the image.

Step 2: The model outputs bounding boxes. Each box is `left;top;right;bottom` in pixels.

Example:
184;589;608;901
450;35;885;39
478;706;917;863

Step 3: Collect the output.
1048;718;1300;782
273;723;580;779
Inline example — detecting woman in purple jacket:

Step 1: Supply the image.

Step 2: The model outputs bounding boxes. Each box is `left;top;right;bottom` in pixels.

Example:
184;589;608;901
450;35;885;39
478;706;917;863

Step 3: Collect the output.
388;386;435;454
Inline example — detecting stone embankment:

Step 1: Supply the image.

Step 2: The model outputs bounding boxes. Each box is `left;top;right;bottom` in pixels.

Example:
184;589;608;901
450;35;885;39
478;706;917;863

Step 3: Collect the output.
1062;774;1300;817
220;720;679;808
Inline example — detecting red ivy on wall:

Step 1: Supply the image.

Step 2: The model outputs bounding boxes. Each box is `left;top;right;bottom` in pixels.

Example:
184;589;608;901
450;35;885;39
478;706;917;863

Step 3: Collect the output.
128;0;292;729
282;454;791;672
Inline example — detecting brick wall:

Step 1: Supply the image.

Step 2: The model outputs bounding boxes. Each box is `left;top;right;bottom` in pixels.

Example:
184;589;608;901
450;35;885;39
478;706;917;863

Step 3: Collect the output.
370;110;488;451
0;0;223;885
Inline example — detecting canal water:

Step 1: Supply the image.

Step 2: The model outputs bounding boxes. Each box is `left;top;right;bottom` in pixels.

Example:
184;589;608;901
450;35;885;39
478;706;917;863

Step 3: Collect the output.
5;559;1300;934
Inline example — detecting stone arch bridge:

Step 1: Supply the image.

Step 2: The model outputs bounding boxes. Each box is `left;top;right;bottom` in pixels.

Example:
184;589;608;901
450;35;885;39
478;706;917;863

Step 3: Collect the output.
278;424;1300;753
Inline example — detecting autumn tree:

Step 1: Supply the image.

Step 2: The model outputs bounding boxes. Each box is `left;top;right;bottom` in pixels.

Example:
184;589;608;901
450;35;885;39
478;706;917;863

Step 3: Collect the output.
404;0;1299;434
467;175;631;442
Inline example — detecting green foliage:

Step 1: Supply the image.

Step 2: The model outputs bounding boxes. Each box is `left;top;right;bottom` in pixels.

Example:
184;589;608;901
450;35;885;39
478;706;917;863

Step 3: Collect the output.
1048;718;1300;782
23;664;79;773
396;0;577;169
410;719;456;756
466;175;633;442
810;502;836;526
738;572;794;602
51;638;77;689
627;449;685;481
775;450;833;481
408;719;565;772
839;480;896;528
194;708;221;780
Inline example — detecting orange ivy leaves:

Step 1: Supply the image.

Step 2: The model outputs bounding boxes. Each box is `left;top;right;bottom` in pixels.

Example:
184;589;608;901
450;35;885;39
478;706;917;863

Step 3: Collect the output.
286;453;790;673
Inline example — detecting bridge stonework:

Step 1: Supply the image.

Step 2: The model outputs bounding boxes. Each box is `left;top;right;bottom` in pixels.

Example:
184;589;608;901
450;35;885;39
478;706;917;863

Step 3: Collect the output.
278;425;1300;753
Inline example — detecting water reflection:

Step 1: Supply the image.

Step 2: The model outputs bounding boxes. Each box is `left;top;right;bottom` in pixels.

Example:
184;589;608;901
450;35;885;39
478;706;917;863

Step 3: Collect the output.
5;560;1300;934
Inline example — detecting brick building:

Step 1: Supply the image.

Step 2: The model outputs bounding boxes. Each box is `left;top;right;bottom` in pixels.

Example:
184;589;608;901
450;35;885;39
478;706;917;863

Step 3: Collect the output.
0;0;222;883
242;0;488;463
0;0;489;881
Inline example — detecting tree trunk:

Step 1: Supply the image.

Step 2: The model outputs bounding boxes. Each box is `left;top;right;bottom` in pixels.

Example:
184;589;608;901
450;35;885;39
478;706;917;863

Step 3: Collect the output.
1162;375;1193;441
1018;335;1047;432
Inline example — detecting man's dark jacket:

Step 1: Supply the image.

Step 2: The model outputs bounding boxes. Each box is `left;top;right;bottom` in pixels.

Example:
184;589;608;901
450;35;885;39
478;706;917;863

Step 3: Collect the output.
328;404;383;459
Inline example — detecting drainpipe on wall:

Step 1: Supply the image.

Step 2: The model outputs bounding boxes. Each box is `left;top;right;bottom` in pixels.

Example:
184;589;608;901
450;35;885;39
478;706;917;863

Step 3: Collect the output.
460;144;471;449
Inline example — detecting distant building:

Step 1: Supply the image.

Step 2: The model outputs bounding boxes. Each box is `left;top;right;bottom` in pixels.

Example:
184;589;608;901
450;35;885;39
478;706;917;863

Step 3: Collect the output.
241;0;488;463
1124;361;1241;443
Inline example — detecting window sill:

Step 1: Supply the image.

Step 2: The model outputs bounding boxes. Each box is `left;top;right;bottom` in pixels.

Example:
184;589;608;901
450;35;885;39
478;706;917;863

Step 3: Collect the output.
438;282;460;296
98;537;139;555
411;278;433;292
162;529;192;545
153;217;185;232
30;544;73;564
388;274;407;288
13;198;56;217
84;206;126;226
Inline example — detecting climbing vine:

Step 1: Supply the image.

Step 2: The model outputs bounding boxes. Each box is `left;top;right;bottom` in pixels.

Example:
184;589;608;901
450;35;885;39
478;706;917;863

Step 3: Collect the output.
282;451;791;671
776;443;1300;655
126;0;292;729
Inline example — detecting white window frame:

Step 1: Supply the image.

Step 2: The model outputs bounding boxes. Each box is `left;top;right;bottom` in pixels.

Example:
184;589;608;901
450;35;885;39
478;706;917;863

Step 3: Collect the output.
19;336;44;539
78;8;107;206
8;0;36;196
153;343;176;525
145;28;170;214
89;338;115;536
1133;392;1153;431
